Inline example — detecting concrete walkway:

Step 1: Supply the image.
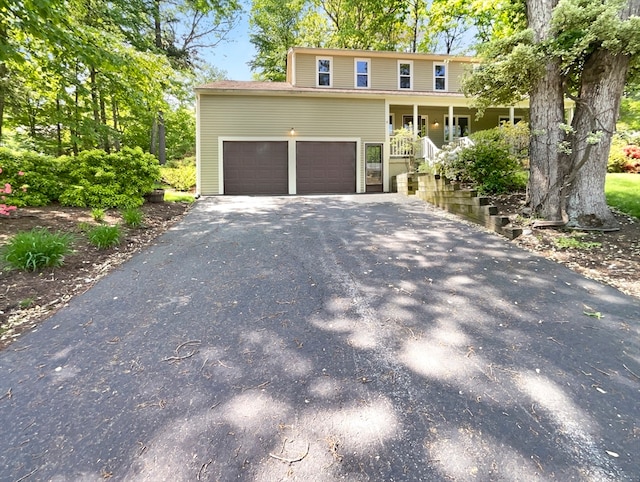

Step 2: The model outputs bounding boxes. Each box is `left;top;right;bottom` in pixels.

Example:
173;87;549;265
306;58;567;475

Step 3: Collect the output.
1;194;639;481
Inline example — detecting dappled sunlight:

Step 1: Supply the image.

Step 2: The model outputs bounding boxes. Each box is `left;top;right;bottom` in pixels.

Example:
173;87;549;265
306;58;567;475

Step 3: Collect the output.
426;423;541;480
253;397;400;481
401;337;480;383
309;315;379;350
241;330;314;377
197;195;287;215
126;393;293;481
223;392;292;433
301;397;400;452
516;372;615;479
444;274;478;288
5;195;639;481
308;375;344;399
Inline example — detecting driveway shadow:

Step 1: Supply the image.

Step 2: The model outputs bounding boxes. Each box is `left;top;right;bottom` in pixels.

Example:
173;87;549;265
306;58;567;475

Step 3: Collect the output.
0;194;638;481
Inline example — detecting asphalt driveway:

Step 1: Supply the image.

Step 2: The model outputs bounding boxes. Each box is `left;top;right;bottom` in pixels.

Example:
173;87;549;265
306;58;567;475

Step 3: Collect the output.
1;194;639;481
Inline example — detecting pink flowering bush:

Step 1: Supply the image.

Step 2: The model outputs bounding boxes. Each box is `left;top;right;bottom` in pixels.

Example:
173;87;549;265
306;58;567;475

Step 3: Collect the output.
0;167;24;215
0;148;61;207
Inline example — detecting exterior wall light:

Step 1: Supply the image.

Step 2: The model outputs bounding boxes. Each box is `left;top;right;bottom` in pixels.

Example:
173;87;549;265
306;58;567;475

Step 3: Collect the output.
290;127;296;135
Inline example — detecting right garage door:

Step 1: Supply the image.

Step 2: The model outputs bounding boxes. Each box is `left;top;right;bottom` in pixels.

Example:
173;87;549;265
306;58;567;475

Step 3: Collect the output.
296;141;356;194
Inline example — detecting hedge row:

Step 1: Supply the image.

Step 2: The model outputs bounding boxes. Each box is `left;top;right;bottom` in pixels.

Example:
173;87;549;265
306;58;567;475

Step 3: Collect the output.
0;147;160;208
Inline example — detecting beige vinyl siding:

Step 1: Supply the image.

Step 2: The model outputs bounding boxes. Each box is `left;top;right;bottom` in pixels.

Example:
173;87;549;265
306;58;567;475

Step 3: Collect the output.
332;55;353;89
197;94;385;194
480;108;529;127
294;52;473;93
197;93;221;194
370;57;398;90
413;60;432;91
295;54;316;87
447;61;470;92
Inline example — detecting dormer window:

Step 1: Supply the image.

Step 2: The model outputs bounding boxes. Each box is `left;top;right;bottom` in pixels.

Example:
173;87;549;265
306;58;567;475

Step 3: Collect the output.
355;58;370;88
434;63;447;91
317;57;332;87
398;61;412;90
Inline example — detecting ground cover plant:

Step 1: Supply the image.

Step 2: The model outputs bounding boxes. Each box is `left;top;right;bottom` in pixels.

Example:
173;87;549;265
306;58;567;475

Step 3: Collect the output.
1;228;74;271
87;225;122;249
0;202;190;346
121;207;144;228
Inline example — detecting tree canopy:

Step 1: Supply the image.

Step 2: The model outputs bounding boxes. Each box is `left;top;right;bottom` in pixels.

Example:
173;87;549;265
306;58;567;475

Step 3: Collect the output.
248;0;504;80
0;0;238;158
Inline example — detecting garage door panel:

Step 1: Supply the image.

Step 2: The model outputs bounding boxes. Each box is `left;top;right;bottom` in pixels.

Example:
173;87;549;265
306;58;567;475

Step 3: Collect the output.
296;141;356;194
223;141;288;195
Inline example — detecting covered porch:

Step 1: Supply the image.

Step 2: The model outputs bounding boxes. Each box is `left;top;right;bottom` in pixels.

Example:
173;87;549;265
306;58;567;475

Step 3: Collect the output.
383;99;528;192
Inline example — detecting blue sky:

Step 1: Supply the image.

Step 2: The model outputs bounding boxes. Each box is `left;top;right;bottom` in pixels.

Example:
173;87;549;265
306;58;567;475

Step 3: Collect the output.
206;4;255;81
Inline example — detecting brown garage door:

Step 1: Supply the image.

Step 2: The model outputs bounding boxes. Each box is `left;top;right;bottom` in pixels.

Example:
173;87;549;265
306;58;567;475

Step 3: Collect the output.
296;141;356;194
223;141;288;195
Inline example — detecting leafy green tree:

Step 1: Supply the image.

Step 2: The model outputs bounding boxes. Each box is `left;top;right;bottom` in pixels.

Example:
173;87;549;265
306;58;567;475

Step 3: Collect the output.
464;0;640;229
316;0;408;50
249;0;308;81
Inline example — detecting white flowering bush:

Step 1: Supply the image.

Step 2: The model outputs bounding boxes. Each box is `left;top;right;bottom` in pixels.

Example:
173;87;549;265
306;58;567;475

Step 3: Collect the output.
432;143;466;180
433;132;525;194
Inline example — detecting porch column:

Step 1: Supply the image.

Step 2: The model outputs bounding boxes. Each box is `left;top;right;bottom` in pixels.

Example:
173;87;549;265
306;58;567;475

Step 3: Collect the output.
413;104;419;137
448;105;454;142
384;99;390;192
568;107;575;124
509;106;515;125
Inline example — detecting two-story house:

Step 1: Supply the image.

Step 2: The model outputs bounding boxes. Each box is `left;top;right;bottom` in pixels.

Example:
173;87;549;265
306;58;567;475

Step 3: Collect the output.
195;47;529;196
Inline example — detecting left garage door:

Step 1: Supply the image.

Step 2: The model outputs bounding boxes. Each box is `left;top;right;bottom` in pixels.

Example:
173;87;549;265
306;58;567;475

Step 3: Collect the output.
223;141;288;195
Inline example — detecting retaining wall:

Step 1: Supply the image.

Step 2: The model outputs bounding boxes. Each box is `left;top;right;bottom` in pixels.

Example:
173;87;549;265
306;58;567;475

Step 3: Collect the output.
397;173;522;239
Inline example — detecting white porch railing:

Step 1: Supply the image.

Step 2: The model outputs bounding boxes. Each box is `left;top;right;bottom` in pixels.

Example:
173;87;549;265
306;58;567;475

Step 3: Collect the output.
389;135;414;157
420;136;440;163
451;136;475;149
390;135;441;161
390;135;475;163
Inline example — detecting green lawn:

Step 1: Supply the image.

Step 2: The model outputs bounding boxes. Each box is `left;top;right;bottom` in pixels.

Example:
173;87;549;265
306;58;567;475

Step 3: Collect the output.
164;190;195;203
606;173;640;218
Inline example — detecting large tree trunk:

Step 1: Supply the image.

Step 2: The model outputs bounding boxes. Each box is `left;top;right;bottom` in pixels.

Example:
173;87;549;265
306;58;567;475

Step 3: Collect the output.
525;0;567;222
565;50;629;229
563;0;640;229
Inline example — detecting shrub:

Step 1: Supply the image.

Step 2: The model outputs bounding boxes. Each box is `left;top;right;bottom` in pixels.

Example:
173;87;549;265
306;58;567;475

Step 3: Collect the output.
58;147;160;208
608;136;630;173
623;145;640;159
0;148;63;207
1;228;74;271
87;224;122;249
435;130;526;194
497;121;530;165
121;207;144;228
160;161;196;191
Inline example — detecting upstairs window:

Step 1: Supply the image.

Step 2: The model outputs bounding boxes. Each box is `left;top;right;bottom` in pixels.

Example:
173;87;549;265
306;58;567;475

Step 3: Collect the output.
355;59;370;88
434;63;447;91
398;61;412;90
317;57;332;87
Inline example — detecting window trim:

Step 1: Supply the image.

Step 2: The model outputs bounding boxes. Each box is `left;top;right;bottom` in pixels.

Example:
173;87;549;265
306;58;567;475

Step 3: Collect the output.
498;116;523;125
434;62;447;91
316;56;333;88
354;58;370;89
398;60;413;90
444;115;471;140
